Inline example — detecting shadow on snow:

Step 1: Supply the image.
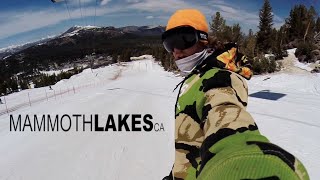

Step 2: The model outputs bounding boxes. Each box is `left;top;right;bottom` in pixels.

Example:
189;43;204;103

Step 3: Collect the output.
249;90;287;101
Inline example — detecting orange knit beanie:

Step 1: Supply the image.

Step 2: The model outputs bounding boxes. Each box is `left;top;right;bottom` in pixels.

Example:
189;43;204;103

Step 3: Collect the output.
166;9;208;33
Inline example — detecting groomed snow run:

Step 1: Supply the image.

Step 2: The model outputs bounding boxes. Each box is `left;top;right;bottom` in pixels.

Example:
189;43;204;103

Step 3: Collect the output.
0;58;319;179
287;48;314;71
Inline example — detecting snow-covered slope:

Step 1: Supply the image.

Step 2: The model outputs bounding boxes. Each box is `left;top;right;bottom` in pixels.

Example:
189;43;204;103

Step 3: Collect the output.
248;73;320;180
286;48;315;72
0;58;319;179
60;25;100;38
0;35;57;57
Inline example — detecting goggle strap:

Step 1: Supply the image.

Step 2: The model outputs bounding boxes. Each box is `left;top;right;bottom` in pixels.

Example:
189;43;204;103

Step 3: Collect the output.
197;31;208;41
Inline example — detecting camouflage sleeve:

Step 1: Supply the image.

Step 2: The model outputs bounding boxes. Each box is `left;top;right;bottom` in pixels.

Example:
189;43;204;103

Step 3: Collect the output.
196;70;309;180
173;109;203;179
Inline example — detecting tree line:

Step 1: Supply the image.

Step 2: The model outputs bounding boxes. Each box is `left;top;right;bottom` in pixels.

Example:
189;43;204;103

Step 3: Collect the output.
0;33;161;95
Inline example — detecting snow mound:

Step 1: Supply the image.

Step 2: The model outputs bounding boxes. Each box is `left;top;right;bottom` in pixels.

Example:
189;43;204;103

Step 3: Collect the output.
286;48;313;72
294;61;313;71
130;55;153;60
287;48;297;55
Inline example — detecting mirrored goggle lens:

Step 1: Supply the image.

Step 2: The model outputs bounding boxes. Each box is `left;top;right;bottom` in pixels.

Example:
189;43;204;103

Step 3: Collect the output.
162;27;198;52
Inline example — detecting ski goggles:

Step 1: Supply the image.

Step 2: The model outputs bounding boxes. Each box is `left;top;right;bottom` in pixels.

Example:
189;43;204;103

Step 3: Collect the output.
161;26;208;52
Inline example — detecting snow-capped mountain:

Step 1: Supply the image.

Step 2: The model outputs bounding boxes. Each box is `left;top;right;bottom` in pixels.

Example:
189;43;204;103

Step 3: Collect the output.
0;36;57;60
0;25;165;61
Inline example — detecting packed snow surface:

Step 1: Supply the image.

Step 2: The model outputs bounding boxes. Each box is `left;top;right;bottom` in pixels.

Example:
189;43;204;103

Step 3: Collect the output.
40;67;74;76
0;58;319;179
60;25;100;38
287;48;314;71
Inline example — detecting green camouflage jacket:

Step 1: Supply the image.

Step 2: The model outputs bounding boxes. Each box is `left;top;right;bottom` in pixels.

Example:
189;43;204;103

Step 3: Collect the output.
171;44;309;180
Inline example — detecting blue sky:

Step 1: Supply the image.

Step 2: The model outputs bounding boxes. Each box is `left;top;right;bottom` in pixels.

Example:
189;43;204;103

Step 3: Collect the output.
0;0;319;49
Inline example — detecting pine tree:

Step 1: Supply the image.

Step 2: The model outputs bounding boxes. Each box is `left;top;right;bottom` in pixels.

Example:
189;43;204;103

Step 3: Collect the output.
19;80;29;90
243;29;256;58
304;6;317;42
231;23;243;43
0;82;7;95
249;29;253;37
221;25;232;42
210;12;226;38
8;78;18;92
285;5;316;42
271;28;284;60
315;17;320;33
284;5;318;62
112;54;118;63
256;0;274;53
210;12;244;44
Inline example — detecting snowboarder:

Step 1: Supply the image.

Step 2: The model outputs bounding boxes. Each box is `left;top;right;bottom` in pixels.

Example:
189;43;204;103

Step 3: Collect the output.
0;98;3;104
162;9;309;180
49;86;53;90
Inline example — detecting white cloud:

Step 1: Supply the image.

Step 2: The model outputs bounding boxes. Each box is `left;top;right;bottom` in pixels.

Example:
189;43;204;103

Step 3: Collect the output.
214;4;238;14
209;3;284;29
124;0;284;29
273;22;284;30
273;13;284;22
63;0;95;7
127;0;211;13
0;0;285;41
211;4;259;24
0;6;121;39
101;0;112;6
126;0;142;3
210;0;228;5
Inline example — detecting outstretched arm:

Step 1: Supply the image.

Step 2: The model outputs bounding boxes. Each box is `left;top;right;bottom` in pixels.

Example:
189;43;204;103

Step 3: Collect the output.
197;70;309;180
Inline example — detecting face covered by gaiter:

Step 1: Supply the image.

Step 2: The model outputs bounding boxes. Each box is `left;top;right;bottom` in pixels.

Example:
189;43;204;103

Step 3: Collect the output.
175;49;212;76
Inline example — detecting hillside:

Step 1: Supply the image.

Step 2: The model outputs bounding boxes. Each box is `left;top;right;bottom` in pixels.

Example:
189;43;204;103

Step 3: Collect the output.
0;25;164;76
0;25;165;95
0;56;319;179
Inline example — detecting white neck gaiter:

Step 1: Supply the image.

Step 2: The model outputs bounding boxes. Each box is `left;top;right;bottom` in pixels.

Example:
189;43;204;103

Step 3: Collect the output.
175;49;212;76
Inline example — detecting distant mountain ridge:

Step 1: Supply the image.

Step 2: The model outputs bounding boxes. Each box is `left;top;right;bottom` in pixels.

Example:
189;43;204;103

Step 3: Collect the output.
0;36;56;59
0;25;165;84
0;25;165;60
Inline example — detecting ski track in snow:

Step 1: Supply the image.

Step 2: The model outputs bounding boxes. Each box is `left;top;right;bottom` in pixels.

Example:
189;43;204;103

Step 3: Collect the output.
0;58;319;179
250;111;320;128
